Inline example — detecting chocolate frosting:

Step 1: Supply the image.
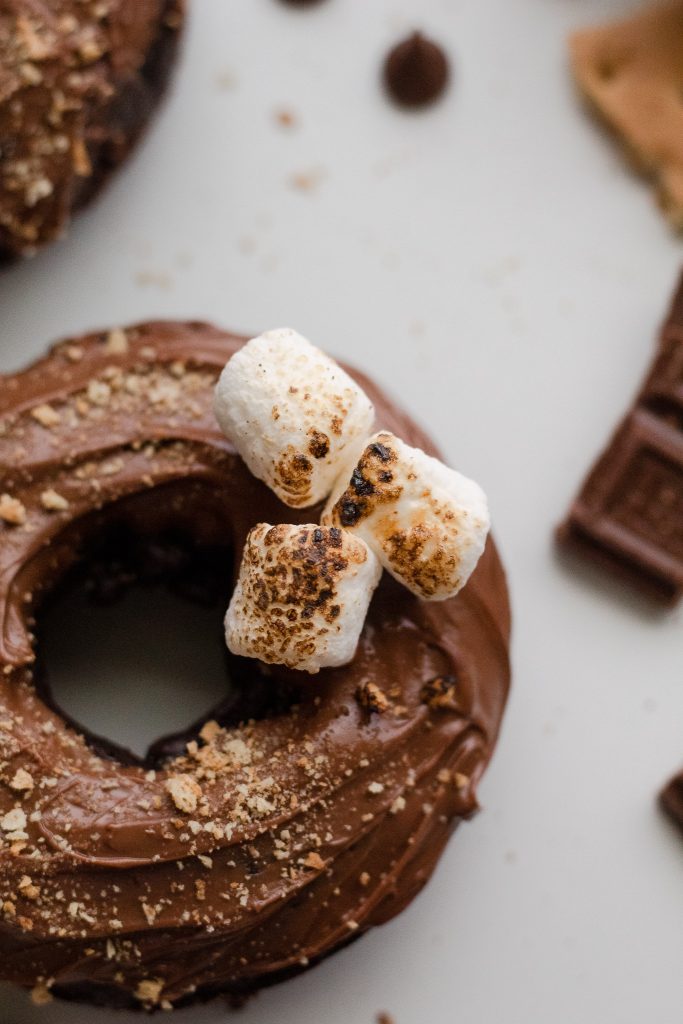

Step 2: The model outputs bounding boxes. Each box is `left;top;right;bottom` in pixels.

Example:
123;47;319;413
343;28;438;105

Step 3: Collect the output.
0;322;511;1009
0;0;184;260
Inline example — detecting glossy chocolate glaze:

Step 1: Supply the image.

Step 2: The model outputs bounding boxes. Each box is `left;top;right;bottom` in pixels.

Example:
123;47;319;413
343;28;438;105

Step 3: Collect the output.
0;322;511;1009
0;0;184;260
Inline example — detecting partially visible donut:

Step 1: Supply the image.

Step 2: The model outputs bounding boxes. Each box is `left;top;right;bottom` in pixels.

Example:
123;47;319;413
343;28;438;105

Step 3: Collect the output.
0;0;185;261
0;322;511;1010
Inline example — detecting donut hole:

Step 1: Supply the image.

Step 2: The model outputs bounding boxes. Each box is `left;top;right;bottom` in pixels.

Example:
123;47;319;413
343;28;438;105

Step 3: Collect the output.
33;481;297;766
38;548;230;764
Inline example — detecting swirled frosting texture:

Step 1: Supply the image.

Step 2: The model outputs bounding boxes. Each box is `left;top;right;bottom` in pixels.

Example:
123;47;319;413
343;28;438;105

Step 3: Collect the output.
0;322;511;1009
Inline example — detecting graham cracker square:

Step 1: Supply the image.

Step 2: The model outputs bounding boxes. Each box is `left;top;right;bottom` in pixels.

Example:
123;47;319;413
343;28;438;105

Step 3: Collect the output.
570;2;683;229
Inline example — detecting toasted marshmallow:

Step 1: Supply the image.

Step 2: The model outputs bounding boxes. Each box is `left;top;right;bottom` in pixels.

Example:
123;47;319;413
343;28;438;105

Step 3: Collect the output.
214;329;375;508
225;523;382;672
323;432;489;601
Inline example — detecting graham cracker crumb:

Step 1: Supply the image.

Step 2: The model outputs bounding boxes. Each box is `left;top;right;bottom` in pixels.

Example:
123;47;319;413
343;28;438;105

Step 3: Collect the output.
30;403;61;428
421;674;459;711
356;681;390;713
275;108;297;129
1;808;27;832
72;136;92;176
390;795;406;814
165;775;202;814
135;978;164;1005
30;982;53;1005
18;875;40;900
289;166;326;193
10;768;34;792
199;719;221;743
87;380;111;406
0;495;27;525
104;328;129;355
41;489;69;511
65;344;84;362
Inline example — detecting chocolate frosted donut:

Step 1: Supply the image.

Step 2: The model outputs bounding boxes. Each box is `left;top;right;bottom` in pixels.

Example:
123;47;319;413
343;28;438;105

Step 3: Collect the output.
0;322;511;1010
0;0;184;261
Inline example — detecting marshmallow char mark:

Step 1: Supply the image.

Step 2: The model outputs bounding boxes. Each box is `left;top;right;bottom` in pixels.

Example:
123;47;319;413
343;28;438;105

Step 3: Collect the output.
334;438;402;527
324;432;490;601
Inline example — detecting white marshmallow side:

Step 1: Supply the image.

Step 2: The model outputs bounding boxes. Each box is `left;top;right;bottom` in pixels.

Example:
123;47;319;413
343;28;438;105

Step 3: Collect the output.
225;523;382;673
323;432;489;601
214;330;375;508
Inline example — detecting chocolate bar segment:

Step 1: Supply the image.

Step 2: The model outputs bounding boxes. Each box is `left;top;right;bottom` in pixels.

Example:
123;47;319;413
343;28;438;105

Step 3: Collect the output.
642;273;683;423
660;770;683;836
558;275;683;605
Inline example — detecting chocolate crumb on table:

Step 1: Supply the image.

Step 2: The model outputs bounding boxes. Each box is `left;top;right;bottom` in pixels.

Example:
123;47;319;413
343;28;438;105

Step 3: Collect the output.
383;31;450;108
660;769;683;836
570;2;683;230
557;271;683;606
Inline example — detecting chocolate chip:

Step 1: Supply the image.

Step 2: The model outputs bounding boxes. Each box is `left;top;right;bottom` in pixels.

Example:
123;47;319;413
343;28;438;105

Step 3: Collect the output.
383;32;450;108
660;769;683;836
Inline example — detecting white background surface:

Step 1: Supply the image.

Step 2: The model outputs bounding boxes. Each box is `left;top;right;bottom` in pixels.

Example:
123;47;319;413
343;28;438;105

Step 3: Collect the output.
1;0;681;1021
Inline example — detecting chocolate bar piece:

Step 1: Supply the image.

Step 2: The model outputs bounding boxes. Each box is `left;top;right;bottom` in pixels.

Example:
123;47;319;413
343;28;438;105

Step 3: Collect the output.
558;274;683;605
660;770;683;836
